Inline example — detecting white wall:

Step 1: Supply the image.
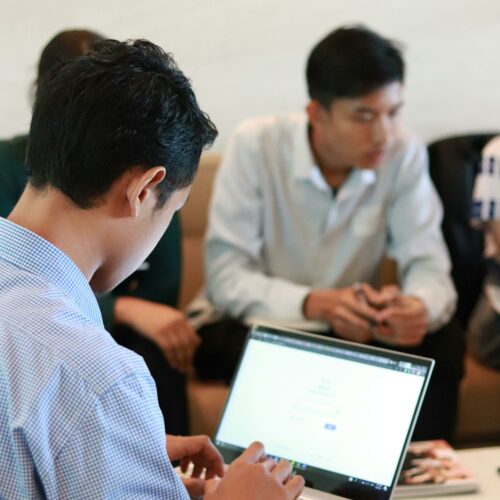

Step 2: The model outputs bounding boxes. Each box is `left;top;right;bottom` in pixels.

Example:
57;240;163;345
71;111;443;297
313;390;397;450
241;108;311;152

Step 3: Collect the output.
1;0;499;150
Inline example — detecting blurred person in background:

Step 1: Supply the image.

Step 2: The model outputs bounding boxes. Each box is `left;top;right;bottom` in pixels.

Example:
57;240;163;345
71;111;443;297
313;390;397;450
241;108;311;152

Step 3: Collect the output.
204;25;464;441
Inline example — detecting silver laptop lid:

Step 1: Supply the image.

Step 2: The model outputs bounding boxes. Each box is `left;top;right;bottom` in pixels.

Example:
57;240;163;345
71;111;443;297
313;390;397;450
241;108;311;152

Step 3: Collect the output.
214;324;434;500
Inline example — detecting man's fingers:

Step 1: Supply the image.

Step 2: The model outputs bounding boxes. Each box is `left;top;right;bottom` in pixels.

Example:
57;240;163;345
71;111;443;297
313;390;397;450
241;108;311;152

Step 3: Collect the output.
375;324;393;337
204;477;221;497
360;283;389;307
165;328;190;373
235;441;266;464
177;323;201;372
375;323;425;346
396;336;424;347
336;306;371;330
333;318;371;343
192;462;204;478
380;312;427;334
180;456;191;473
378;284;401;303
204;466;219;481
285;474;306;499
377;305;414;323
260;457;278;472
164;348;181;371
391;331;426;346
345;295;379;321
181;477;205;497
272;459;292;483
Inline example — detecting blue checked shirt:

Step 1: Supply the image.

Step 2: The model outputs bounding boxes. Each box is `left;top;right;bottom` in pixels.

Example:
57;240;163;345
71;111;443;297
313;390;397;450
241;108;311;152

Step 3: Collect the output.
0;217;189;499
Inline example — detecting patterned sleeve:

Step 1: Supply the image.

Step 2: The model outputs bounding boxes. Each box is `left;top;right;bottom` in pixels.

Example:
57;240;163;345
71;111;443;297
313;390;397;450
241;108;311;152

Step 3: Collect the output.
52;371;189;499
471;136;500;224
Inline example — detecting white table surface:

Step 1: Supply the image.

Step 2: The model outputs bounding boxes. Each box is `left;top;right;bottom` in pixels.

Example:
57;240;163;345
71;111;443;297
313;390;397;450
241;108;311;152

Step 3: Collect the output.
411;446;500;500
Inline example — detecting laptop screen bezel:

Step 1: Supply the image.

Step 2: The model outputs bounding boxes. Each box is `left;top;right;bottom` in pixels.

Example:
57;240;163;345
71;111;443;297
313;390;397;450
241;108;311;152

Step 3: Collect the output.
213;324;434;500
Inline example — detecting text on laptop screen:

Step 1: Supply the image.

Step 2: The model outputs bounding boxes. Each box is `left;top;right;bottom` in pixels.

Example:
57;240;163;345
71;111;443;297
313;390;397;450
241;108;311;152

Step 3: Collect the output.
215;328;430;491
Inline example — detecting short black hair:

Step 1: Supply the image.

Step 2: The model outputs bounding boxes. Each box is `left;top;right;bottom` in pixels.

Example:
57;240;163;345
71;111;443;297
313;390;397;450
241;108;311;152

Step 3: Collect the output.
306;25;404;108
27;39;217;209
37;29;105;89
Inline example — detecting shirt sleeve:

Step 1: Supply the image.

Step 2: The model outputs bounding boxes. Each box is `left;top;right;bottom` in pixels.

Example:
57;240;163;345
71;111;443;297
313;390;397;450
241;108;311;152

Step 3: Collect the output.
471;137;500;224
205;126;311;320
52;372;188;499
387;141;457;331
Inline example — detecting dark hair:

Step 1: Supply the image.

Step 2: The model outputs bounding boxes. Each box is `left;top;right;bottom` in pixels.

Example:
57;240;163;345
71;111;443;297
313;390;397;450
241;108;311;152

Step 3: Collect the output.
37;29;104;89
306;25;404;108
27;39;217;208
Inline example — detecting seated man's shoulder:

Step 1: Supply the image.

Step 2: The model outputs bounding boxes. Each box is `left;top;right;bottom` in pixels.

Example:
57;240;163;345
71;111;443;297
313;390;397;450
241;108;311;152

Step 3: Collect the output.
234;113;304;144
392;127;425;157
383;128;427;176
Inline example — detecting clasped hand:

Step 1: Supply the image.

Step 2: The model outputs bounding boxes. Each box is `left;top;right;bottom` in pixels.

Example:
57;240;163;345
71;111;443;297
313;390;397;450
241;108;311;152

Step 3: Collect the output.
304;284;428;346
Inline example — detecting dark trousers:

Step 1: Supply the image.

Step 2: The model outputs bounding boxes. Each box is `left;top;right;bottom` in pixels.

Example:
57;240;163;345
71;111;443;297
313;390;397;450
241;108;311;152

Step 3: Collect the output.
195;317;465;443
111;325;189;436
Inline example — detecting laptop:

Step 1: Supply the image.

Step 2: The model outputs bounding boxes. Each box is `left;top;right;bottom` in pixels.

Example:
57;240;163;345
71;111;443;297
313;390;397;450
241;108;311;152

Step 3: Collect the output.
213;324;434;500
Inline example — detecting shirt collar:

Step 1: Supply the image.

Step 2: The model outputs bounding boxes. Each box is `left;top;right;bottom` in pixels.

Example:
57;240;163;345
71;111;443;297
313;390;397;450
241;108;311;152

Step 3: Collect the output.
0;217;103;327
291;113;378;192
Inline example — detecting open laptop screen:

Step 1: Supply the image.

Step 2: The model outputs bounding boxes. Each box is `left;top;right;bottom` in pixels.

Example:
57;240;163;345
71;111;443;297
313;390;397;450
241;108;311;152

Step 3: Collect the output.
214;325;433;500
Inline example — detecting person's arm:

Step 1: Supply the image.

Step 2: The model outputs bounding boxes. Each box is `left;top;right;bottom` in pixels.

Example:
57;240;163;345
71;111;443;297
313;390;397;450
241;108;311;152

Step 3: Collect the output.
386;141;456;332
53;372;189;499
472;140;500;258
488;220;500;257
205;124;311;321
114;296;200;373
97;290;200;375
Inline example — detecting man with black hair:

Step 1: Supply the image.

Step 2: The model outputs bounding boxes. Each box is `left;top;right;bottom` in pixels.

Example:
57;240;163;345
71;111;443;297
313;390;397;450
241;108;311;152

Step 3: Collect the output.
206;26;464;441
0;39;304;499
0;29;200;436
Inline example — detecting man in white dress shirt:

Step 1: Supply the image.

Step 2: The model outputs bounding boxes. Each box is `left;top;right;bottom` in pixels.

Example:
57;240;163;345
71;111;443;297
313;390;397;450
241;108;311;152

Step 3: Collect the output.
204;26;464;441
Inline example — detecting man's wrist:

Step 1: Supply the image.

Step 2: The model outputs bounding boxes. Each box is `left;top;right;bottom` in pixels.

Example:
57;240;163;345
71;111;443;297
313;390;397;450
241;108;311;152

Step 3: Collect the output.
302;292;317;319
302;290;334;320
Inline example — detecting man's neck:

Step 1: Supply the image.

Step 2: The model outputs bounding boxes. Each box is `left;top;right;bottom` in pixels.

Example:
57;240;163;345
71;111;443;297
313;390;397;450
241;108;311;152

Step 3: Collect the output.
308;125;351;189
8;186;104;284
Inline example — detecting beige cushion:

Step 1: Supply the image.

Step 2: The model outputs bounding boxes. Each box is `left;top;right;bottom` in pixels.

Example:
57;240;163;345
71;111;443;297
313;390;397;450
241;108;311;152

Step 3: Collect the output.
179;153;221;308
456;355;500;444
188;381;228;437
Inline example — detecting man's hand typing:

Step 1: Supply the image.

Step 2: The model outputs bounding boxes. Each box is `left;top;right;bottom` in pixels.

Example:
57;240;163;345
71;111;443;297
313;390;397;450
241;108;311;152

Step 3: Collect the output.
205;441;305;500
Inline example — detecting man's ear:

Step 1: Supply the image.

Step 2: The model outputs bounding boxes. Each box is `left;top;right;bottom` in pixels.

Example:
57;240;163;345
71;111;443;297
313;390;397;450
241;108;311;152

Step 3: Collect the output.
306;100;329;126
306;100;323;124
126;166;166;218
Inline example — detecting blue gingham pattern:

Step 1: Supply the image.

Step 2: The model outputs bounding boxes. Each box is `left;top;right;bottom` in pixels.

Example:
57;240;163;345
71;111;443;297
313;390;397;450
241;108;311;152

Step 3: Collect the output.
471;141;500;222
0;217;188;499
